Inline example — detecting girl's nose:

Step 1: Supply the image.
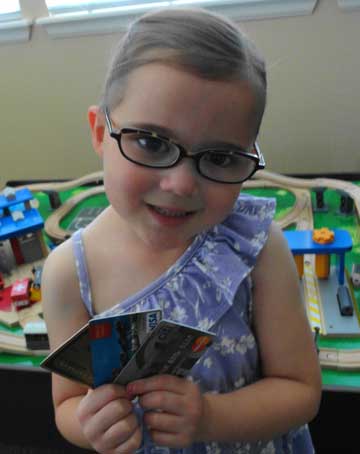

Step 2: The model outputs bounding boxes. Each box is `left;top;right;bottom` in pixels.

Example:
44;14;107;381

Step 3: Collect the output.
159;159;200;197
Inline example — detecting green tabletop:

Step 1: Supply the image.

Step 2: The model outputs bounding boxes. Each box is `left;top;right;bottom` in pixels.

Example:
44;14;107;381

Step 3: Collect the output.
1;178;360;391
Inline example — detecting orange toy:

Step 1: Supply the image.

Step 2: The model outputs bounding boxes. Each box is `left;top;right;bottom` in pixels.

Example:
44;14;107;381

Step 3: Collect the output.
312;227;335;244
313;228;334;279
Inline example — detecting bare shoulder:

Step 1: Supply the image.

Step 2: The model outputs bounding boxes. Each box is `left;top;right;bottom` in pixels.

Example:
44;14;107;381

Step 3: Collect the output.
252;220;295;285
42;239;90;349
42;239;75;290
251;220;302;316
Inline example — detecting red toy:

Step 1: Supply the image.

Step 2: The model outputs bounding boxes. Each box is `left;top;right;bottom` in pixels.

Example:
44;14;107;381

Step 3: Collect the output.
10;277;31;311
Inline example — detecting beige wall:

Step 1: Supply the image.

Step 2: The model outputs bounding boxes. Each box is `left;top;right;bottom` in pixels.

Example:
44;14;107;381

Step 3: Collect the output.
0;0;359;187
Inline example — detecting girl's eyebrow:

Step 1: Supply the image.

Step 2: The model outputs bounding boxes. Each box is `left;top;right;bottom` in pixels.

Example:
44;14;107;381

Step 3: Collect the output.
129;122;248;150
130;122;176;139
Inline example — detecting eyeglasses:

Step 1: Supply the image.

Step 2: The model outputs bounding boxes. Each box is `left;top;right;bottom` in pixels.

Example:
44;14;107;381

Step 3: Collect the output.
104;108;265;184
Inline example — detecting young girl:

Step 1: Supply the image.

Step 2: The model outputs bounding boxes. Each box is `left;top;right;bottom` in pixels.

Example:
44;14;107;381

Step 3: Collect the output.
42;7;321;454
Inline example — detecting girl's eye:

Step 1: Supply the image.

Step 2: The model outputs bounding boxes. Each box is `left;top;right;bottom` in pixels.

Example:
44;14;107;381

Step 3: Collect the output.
137;136;169;154
204;152;233;168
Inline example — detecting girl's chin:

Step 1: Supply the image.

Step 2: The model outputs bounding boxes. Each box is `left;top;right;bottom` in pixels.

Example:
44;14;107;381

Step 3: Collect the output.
139;231;194;253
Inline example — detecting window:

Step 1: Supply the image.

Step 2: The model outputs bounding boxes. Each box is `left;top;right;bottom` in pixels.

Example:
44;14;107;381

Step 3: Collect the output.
337;0;360;11
46;0;143;15
0;0;21;22
38;0;318;38
45;0;318;17
0;1;320;42
0;0;31;44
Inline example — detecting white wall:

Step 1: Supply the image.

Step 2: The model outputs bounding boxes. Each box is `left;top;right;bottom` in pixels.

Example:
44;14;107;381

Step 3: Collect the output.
247;0;360;176
0;0;359;187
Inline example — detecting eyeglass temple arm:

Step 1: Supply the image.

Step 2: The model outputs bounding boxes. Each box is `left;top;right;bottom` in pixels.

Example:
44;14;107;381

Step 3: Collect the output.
104;107;123;135
255;142;265;168
103;108;113;132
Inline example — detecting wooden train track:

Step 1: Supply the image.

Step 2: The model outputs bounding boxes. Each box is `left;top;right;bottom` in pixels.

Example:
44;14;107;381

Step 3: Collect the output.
0;330;45;356
5;170;360;369
20;169;360;242
256;170;360;224
319;348;360;370
44;185;105;242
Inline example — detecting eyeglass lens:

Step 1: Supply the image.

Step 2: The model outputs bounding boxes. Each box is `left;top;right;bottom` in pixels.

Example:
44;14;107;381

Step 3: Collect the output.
121;133;179;167
120;131;257;183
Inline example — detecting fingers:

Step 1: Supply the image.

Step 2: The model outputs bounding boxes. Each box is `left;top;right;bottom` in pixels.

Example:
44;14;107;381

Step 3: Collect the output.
144;410;182;433
77;384;142;453
78;384;129;417
110;426;142;453
94;414;141;453
132;376;201;418
82;397;134;442
145;411;197;448
127;374;187;398
127;376;204;448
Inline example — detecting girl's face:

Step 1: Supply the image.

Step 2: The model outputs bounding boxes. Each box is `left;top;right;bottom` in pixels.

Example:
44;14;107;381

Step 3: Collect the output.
95;63;258;253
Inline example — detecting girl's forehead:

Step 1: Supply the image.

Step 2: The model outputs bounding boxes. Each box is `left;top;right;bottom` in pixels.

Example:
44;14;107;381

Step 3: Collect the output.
121;62;254;99
112;63;258;144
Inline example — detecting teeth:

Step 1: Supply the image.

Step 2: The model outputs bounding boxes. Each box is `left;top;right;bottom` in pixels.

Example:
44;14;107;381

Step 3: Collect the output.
153;206;190;217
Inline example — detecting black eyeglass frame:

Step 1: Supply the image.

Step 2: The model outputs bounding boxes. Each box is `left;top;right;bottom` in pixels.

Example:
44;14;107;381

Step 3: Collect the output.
104;108;265;184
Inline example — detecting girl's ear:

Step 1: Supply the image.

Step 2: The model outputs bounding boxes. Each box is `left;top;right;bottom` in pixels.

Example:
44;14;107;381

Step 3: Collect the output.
88;105;105;157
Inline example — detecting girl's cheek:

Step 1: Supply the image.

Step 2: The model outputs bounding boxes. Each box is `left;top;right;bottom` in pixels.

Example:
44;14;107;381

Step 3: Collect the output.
208;186;241;211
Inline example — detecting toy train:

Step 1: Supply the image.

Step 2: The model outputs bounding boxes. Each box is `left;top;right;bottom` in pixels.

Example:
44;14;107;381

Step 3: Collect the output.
10;265;43;311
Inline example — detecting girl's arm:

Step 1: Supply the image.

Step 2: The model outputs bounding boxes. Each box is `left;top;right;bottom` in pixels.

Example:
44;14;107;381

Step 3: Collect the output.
200;220;322;442
42;240;94;447
133;221;321;446
42;241;141;452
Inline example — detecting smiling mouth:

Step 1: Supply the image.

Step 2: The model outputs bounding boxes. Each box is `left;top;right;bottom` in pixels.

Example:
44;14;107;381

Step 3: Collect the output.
147;204;195;217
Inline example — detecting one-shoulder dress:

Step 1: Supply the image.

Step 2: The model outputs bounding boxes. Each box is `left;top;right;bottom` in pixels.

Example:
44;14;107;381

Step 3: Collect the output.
72;194;315;454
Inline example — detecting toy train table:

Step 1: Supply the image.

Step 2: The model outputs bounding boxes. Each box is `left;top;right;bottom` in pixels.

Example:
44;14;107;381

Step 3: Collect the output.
1;170;360;391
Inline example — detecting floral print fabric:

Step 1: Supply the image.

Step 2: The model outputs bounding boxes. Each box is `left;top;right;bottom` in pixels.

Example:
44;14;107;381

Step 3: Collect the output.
72;194;315;454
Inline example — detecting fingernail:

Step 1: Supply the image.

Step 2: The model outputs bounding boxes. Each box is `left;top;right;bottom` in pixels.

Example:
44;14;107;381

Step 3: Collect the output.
126;384;136;399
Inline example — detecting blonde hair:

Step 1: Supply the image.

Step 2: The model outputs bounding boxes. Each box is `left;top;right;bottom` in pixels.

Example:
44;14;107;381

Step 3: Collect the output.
100;7;267;135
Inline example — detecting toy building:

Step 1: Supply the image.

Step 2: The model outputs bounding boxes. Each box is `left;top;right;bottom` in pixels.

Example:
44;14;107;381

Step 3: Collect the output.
284;228;356;332
0;187;48;274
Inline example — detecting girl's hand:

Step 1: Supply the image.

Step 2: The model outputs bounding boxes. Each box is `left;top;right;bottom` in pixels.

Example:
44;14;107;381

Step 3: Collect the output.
127;375;205;448
77;384;142;454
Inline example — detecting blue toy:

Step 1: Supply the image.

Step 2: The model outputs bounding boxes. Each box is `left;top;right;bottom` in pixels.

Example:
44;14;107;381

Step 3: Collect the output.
283;229;352;286
0;187;46;268
0;188;44;241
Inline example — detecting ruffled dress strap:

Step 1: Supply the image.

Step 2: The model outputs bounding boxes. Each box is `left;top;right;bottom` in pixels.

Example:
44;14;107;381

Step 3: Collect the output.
72;229;95;317
99;194;276;332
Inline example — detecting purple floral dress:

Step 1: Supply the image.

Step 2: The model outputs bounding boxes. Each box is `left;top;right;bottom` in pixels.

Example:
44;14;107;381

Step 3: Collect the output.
72;194;315;454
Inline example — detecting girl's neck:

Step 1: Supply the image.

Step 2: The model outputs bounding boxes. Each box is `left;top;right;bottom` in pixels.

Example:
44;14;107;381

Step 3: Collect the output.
91;206;192;267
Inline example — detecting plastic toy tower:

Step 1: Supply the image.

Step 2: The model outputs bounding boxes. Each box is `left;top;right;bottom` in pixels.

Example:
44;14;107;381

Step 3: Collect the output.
0;187;48;270
284;229;352;285
312;228;335;279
